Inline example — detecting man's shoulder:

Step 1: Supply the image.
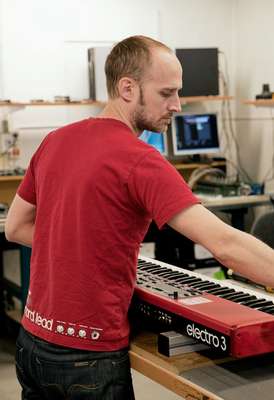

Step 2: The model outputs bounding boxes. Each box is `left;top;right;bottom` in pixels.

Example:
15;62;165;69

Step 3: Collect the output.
52;118;91;136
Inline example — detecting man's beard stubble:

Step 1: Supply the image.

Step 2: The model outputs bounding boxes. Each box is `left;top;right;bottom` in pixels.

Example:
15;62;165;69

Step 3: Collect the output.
131;86;170;135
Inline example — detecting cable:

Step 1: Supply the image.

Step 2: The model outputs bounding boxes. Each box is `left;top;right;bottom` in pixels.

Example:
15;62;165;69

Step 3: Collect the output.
188;167;226;189
257;108;274;184
218;51;234;160
218;50;253;184
225;157;253;184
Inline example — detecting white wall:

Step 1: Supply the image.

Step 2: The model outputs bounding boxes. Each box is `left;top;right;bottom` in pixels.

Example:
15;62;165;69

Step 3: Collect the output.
0;0;236;167
234;0;274;186
0;0;5;98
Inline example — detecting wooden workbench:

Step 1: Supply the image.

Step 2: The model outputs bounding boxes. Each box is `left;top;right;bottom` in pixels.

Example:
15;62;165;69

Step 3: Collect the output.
130;330;274;400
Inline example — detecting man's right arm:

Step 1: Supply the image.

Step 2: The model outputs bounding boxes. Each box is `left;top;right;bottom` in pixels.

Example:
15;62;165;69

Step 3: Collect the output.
168;204;274;288
5;194;36;247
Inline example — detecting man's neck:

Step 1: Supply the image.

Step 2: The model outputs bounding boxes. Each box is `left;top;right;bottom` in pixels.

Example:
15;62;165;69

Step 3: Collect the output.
98;100;138;136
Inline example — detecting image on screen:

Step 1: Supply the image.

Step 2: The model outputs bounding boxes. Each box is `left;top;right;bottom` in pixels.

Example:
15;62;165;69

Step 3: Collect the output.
171;113;220;156
139;130;168;156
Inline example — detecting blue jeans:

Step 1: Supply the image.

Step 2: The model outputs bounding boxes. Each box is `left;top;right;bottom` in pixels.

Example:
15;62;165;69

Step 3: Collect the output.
15;327;135;400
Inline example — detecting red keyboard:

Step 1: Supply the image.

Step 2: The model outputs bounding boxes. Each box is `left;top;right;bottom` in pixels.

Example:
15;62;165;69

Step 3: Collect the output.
133;256;274;358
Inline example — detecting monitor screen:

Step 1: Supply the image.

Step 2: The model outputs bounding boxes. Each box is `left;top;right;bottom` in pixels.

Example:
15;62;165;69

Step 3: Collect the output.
175;48;219;97
139;130;168;156
171;113;220;156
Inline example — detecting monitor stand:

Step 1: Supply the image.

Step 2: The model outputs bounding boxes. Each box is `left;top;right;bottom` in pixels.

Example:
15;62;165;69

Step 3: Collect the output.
190;154;201;163
183;155;209;164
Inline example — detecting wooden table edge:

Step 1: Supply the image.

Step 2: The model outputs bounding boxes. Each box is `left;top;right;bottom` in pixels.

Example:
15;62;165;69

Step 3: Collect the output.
129;350;223;400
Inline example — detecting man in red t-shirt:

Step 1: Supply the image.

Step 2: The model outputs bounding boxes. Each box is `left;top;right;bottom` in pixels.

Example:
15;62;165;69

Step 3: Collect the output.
5;36;274;399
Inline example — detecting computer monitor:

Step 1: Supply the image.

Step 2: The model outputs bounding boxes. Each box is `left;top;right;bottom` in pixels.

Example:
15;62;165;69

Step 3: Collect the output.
139;130;168;156
175;48;219;97
171;113;220;157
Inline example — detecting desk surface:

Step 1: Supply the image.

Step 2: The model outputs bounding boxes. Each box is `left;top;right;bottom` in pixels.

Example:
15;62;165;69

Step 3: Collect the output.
199;194;271;210
130;330;274;400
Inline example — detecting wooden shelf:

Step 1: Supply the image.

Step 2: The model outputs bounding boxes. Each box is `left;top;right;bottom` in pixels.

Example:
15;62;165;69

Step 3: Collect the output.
0;176;24;205
180;95;233;105
173;161;226;170
0;100;106;107
243;99;274;107
0;175;24;182
0;97;233;107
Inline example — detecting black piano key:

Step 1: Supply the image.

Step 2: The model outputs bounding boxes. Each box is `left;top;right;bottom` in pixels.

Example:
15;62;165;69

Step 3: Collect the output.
165;272;190;280
258;305;274;314
236;295;257;304
149;268;167;275
138;265;158;271
161;272;188;279
220;289;250;303
173;277;202;284
206;287;236;296
200;284;221;292
217;290;238;299
156;269;184;278
153;267;170;273
223;292;251;301
240;298;273;308
156;271;173;277
189;281;219;290
138;261;154;266
266;310;274;315
217;289;237;297
140;262;161;269
237;294;258;307
256;301;274;310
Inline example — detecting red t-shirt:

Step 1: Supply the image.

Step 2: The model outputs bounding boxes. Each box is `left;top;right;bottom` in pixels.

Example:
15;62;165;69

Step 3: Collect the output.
18;118;199;351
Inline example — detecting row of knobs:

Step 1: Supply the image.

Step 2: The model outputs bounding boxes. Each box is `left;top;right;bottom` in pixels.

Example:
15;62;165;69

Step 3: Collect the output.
56;325;100;340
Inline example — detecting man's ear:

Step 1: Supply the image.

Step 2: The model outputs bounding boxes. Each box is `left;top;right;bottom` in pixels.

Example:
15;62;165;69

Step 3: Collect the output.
117;77;138;102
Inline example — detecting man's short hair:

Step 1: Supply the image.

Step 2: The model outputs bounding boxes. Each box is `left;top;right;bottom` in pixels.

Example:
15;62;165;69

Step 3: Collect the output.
105;35;172;99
